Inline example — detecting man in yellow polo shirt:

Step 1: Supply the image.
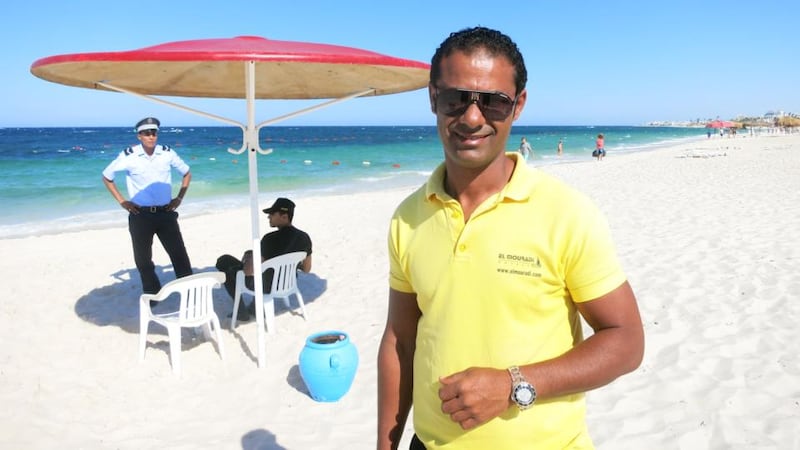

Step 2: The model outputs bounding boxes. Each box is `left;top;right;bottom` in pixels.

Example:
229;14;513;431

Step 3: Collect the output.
377;27;644;449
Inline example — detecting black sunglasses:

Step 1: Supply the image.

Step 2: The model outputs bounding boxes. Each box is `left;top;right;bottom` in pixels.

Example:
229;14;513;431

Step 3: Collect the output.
139;130;158;136
434;87;517;121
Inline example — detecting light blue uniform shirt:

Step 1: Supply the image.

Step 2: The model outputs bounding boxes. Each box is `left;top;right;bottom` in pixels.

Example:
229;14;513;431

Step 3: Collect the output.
102;144;190;207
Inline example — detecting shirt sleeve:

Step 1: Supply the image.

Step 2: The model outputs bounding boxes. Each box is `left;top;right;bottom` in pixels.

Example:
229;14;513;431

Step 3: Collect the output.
387;213;415;294
169;149;190;175
101;151;127;181
562;195;626;302
302;232;313;255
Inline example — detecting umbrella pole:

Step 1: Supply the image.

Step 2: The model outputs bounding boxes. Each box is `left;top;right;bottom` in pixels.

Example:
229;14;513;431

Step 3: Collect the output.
241;60;268;369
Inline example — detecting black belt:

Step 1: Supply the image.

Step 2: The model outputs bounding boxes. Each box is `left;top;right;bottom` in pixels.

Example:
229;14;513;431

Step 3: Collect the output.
141;205;169;213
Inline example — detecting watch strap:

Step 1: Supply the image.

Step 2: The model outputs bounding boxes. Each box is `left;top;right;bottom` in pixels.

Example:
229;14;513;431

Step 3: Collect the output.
508;365;524;384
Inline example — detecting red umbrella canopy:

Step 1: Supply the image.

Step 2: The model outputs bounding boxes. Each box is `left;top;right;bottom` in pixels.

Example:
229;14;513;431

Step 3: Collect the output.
706;119;735;128
30;36;430;99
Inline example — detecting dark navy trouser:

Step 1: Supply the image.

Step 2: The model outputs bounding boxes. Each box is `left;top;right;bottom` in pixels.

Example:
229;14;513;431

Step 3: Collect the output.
128;209;192;294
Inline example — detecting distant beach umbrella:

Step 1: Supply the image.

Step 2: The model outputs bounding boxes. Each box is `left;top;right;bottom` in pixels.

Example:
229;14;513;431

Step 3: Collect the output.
706;119;735;128
30;36;430;369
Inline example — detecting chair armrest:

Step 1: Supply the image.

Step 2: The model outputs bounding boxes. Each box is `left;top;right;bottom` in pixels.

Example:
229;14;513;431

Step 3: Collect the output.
139;294;156;314
140;291;168;303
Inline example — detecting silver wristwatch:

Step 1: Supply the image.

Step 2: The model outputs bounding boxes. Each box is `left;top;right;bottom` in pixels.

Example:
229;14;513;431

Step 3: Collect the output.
508;365;536;410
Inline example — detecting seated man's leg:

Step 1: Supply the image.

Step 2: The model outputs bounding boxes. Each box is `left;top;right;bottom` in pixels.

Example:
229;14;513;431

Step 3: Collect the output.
216;254;252;321
215;254;243;299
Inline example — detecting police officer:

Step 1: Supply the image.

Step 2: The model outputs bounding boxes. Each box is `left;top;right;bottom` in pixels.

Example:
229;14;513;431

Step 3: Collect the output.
102;117;193;294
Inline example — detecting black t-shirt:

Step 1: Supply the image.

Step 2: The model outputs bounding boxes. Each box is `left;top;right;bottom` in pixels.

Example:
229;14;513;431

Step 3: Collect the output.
251;225;312;292
260;225;313;260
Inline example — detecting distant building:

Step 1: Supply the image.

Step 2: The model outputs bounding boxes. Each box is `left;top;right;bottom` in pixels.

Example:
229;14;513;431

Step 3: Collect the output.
648;111;797;127
764;110;785;120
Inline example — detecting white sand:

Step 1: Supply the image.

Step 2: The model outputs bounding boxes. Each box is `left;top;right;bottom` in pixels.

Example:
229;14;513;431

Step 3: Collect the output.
1;134;798;449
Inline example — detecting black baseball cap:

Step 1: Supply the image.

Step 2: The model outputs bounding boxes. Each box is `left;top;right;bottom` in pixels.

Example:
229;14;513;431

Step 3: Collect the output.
262;197;295;214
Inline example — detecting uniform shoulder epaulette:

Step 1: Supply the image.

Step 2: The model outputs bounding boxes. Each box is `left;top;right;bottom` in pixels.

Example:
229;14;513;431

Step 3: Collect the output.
123;146;134;155
161;144;172;152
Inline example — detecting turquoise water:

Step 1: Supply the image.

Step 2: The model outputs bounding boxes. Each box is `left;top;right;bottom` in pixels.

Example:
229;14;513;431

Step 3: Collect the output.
0;125;705;238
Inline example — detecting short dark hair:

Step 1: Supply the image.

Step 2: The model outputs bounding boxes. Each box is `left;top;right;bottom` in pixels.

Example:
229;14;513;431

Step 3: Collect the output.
430;26;527;96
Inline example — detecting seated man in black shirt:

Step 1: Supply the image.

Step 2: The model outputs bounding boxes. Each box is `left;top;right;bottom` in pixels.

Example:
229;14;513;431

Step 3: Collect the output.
216;197;313;321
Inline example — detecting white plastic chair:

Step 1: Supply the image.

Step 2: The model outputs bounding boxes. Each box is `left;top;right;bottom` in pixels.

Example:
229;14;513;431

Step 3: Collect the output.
139;271;226;375
231;251;308;333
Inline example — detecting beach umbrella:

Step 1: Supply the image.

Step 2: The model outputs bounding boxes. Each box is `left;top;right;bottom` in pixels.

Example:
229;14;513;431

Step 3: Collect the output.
706;119;735;128
30;36;430;369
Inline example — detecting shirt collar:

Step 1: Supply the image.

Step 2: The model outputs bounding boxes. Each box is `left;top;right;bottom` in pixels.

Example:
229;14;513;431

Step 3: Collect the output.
135;144;162;155
425;152;537;204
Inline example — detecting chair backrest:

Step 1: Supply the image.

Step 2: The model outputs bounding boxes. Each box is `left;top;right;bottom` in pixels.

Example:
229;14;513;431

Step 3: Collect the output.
155;272;225;323
260;251;307;297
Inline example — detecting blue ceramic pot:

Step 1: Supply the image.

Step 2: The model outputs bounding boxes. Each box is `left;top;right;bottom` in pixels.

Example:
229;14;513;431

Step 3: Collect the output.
299;331;359;402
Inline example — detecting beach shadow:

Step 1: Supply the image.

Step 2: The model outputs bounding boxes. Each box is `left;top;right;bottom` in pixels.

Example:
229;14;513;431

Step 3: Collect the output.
287;364;310;397
227;327;258;362
74;265;176;334
224;271;328;328
73;265;242;359
275;271;327;314
241;429;287;450
74;265;328;337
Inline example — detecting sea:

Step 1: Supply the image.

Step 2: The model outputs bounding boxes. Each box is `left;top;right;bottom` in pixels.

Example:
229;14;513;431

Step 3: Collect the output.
0;125;706;239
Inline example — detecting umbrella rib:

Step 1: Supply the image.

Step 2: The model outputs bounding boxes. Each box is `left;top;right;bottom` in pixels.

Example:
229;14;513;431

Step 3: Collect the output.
95;82;377;158
256;88;377;128
95;81;244;129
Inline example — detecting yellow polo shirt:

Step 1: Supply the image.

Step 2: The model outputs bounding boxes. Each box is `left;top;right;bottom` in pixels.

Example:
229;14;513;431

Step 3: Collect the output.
388;153;626;449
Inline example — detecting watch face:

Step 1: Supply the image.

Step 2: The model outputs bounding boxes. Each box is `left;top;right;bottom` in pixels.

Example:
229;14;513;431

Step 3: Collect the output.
514;383;535;406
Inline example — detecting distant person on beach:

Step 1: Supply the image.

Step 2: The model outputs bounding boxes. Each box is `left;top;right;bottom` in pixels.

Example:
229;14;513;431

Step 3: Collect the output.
557;138;564;156
102;117;193;295
215;197;312;321
377;27;644;449
518;136;533;160
592;133;606;160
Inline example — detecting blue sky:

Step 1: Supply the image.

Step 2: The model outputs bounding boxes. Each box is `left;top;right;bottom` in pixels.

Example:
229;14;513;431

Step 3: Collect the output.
3;0;798;127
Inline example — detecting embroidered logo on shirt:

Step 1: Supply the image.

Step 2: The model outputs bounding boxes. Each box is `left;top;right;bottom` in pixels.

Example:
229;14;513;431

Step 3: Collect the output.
497;253;542;278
